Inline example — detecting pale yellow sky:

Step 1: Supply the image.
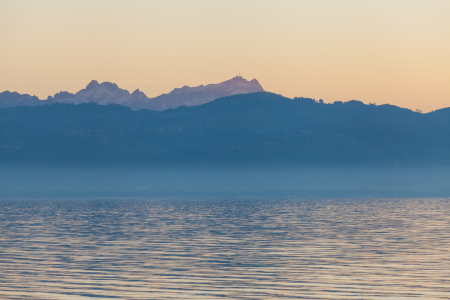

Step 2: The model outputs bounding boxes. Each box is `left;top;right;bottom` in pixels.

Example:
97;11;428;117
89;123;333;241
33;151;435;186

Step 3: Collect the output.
1;0;449;112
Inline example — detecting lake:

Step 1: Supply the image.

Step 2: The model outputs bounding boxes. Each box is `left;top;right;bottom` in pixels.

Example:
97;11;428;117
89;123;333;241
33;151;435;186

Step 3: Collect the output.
1;198;450;299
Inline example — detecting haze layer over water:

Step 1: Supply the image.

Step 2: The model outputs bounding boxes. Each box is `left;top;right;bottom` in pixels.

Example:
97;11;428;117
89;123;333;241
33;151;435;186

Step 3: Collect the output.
1;198;450;299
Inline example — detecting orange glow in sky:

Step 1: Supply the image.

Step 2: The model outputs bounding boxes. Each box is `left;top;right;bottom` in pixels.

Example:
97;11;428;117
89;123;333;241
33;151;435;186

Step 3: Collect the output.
1;0;449;112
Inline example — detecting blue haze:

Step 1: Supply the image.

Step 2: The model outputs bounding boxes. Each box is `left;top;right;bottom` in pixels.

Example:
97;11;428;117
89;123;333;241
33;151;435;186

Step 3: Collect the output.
1;92;450;198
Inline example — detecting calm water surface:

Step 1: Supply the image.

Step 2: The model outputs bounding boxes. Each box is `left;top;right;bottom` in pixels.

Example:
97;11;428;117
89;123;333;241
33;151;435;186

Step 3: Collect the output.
1;198;450;299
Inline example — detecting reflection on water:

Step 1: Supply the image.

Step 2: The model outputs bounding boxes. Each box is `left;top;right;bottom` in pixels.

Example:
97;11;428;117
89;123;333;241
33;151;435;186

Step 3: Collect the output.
1;198;450;299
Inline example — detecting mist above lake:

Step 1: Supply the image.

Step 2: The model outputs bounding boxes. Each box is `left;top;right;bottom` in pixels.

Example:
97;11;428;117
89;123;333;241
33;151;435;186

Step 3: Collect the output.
2;165;450;199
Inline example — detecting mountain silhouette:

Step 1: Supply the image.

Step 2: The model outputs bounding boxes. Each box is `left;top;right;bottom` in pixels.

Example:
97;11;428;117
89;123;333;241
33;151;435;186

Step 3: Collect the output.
46;80;145;106
0;91;42;107
0;76;264;111
129;76;264;110
1;92;450;167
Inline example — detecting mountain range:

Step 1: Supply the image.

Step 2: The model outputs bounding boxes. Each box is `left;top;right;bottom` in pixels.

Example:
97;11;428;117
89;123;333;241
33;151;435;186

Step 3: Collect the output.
0;76;264;111
2;78;450;198
2;92;450;167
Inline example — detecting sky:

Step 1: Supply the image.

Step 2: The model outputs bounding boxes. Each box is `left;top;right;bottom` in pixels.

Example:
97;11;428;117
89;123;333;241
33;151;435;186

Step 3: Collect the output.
0;0;449;112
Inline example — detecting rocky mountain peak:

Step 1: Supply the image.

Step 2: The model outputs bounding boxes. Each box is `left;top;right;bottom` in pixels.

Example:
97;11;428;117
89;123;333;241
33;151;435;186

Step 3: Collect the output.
86;80;100;90
99;82;120;91
131;89;147;98
1;76;266;110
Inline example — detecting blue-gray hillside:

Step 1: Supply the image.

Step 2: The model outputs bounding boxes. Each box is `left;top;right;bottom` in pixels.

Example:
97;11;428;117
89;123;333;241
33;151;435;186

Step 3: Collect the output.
1;92;449;167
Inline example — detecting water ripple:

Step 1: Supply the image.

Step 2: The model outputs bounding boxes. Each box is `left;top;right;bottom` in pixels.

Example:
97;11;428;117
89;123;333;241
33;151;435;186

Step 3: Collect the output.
1;198;450;299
